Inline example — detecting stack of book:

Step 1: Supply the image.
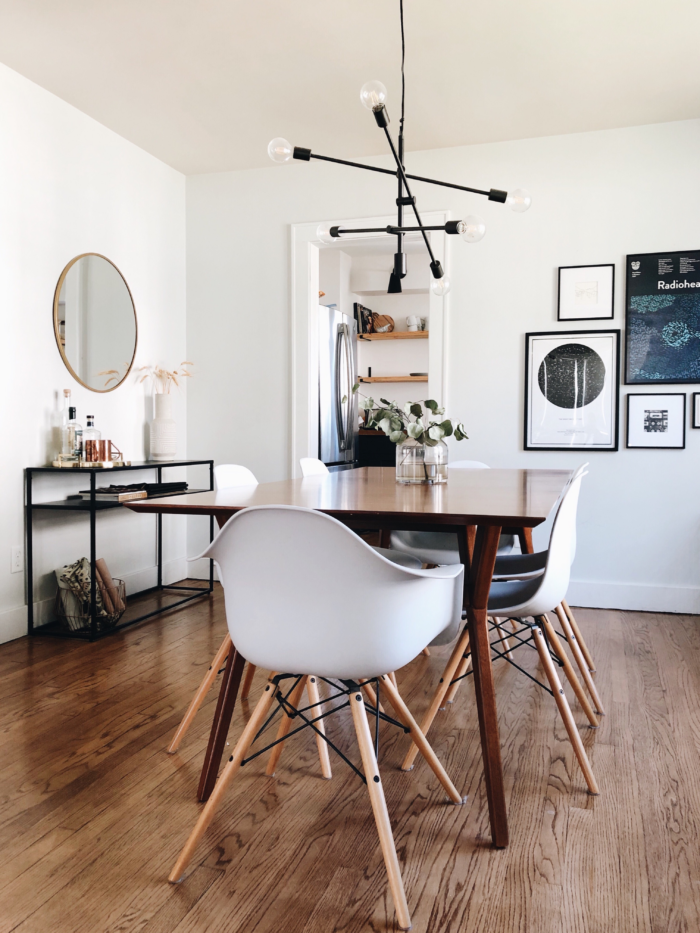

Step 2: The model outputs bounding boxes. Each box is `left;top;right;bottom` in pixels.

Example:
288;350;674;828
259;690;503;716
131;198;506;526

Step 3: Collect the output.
79;481;189;502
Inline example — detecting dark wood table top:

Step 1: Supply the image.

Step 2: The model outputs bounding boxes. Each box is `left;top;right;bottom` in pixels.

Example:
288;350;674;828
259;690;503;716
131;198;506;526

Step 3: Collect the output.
127;466;570;527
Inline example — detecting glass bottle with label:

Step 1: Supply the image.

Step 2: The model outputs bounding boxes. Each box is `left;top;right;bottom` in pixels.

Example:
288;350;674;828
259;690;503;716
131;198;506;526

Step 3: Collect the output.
60;390;73;456
84;415;102;462
63;407;83;459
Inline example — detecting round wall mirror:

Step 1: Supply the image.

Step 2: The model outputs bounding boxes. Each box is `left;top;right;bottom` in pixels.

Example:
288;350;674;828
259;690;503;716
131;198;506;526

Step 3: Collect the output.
53;253;137;392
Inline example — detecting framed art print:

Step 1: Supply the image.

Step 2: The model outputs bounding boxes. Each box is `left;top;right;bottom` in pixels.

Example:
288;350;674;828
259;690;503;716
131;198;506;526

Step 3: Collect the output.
524;330;620;451
692;392;700;428
626;393;686;449
625;249;700;383
558;264;614;321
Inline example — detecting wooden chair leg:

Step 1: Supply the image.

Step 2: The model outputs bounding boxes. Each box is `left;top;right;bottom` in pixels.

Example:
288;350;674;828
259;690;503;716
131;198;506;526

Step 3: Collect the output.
422;647;431;657
561;599;596;672
388;671;398;689
266;676;308;776
380;676;464;805
306;676;332;779
168;634;231;754
361;680;385;714
401;626;470;771
492;616;513;660
538;615;598;728
240;662;257;700
531;625;599;796
442;647;472;706
349;690;411;931
169;677;278;882
554;605;605;715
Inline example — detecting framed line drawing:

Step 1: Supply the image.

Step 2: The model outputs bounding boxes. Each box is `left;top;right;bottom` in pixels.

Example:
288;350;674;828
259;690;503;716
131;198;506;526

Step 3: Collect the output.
558;264;615;321
524;330;620;451
626;393;686;449
625;249;700;384
692;392;700;428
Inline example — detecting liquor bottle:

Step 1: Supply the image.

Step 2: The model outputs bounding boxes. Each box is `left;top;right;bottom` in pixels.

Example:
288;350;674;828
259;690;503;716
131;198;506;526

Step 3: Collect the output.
60;390;73;456
84;415;102;462
64;407;83;459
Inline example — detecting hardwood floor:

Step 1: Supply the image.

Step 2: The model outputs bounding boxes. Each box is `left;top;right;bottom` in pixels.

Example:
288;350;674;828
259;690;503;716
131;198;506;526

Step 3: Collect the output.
1;585;699;932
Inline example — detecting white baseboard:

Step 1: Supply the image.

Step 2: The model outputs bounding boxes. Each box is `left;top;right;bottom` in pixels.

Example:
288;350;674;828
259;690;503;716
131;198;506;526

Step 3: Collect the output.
0;557;191;646
567;579;700;614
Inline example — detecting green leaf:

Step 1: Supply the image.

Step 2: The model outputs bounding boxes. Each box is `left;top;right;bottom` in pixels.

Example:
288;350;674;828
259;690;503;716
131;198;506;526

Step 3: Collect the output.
428;424;445;441
377;417;393;435
352;383;360;394
380;398;392;406
390;416;404;432
407;422;424;439
424;437;438;447
454;422;469;441
341;395;347;404
439;419;453;437
403;402;413;416
389;430;407;444
424;399;438;411
410;403;423;418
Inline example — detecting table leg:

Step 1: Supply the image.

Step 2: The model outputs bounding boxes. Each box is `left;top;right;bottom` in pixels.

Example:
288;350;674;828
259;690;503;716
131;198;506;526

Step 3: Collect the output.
197;646;247;801
459;523;509;848
516;527;534;554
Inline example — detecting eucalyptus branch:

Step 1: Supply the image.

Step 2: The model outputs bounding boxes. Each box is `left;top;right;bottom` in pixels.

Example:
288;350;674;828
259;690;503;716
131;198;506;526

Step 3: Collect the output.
352;386;468;446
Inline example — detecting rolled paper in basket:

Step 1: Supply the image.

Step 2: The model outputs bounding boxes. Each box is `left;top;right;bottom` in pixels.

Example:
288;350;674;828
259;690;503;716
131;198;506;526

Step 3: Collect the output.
94;566;115;614
95;558;125;611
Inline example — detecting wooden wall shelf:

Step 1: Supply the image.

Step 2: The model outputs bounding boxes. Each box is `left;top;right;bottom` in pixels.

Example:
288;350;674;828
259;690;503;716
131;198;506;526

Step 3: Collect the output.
358;375;428;383
358;331;428;341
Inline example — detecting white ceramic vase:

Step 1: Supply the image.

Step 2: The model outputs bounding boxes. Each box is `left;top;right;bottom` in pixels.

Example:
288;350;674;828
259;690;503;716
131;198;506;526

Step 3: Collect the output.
150;393;177;462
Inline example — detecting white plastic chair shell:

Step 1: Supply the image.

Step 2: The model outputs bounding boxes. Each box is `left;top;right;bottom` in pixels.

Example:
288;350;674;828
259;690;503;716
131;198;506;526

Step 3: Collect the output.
299;458;329;477
214;464;259;490
195;505;464;679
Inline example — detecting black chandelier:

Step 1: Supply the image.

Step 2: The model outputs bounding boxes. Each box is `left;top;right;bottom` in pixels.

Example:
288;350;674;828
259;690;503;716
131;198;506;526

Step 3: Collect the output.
268;0;531;296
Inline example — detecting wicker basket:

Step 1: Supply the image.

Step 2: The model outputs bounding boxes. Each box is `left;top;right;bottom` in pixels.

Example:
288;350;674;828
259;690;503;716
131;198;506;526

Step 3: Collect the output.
54;578;126;633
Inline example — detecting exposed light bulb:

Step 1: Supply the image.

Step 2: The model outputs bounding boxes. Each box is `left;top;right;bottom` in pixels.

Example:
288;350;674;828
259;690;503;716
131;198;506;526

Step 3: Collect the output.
267;138;293;163
360;80;388;111
458;215;486;243
316;223;336;245
506;188;531;213
430;275;451;297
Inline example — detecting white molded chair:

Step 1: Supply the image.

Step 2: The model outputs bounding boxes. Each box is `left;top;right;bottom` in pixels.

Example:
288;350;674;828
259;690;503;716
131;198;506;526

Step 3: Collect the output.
299;457;329;476
214;463;258;489
168;505;466;930
402;473;601;797
390;460;515;565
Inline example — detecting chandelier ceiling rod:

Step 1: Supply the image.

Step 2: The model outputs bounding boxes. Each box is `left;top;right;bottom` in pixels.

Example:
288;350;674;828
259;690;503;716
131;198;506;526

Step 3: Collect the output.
268;0;531;296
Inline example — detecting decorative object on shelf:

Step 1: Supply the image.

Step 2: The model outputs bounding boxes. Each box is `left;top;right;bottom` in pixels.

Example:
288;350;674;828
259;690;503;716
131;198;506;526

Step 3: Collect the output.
409;372;428;377
138;363;192;462
626;393;686;449
267;0;530;296
372;313;394;333
54;557;126;633
406;315;419;332
625;249;700;384
53;253;137;392
692;393;700;428
524;330;620;451
353;302;374;334
558;264;615;321
354;390;467;484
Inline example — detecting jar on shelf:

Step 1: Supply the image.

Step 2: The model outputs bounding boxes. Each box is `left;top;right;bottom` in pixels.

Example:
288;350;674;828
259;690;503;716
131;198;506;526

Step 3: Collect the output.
395;438;448;484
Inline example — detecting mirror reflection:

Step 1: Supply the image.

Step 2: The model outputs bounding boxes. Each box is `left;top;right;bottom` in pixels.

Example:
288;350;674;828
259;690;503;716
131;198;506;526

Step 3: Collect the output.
54;254;137;392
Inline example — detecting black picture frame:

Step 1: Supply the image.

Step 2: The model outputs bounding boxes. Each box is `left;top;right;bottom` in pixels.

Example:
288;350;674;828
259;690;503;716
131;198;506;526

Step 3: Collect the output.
624;249;700;384
625;393;686;449
692;392;700;428
524;329;620;451
557;264;615;321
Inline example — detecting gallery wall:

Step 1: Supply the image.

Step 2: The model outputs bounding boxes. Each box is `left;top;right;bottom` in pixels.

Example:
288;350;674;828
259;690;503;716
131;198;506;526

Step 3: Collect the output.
187;118;700;612
0;63;187;643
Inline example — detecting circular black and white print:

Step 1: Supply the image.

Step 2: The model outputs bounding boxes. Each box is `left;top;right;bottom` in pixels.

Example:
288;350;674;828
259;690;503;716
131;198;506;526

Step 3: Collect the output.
537;343;606;409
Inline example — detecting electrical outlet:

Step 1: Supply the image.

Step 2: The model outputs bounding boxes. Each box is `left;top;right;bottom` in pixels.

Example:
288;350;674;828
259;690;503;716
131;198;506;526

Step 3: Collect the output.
11;546;23;574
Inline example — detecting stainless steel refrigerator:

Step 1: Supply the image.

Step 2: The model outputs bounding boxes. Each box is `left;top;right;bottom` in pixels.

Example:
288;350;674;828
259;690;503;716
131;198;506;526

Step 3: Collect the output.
318;305;359;468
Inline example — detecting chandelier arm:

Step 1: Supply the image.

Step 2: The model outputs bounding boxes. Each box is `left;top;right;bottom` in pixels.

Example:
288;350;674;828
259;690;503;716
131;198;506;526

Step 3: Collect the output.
307;152;396;178
381;126;438;268
334;225;449;236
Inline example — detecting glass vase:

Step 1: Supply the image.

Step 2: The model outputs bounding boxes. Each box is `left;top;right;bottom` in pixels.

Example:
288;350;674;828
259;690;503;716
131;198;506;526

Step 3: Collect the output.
395;438;448;484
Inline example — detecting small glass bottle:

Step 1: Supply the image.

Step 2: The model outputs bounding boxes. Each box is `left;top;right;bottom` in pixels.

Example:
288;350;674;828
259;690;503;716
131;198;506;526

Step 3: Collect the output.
84;415;102;462
60;390;73;456
65;407;83;459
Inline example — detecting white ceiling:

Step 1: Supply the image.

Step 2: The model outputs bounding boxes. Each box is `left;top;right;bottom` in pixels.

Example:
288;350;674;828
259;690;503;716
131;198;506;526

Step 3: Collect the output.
1;0;699;175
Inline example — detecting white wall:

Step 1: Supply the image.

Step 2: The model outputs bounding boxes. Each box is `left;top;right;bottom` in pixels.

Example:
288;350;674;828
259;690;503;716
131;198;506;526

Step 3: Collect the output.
187;119;700;613
0;63;187;643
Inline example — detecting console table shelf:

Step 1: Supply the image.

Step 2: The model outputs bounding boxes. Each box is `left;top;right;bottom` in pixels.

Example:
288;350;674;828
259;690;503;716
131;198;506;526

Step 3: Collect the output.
25;460;214;641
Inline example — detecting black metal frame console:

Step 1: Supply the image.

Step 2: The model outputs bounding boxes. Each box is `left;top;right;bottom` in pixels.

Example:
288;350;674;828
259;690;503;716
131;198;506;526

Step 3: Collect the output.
25;460;214;640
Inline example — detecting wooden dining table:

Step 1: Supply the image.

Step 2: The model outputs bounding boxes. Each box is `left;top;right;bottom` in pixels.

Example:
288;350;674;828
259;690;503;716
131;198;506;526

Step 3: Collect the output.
128;465;570;848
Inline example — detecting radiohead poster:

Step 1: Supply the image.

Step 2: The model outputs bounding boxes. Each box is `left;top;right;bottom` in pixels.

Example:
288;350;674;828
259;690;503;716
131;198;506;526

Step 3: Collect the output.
625;249;700;383
524;330;620;451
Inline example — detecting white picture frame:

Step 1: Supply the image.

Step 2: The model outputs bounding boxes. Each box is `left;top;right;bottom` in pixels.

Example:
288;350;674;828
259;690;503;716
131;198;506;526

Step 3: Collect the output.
524;330;620;451
558;264;615;321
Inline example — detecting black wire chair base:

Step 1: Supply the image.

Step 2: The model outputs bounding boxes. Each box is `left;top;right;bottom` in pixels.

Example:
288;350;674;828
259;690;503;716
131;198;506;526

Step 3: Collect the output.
241;674;408;784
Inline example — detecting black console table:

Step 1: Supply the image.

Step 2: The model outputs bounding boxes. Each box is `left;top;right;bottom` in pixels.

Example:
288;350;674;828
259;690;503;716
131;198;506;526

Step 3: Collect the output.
25;460;214;641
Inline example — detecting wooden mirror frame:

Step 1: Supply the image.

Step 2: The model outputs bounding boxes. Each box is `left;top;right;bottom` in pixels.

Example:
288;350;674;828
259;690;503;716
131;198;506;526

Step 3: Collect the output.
53;253;138;393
